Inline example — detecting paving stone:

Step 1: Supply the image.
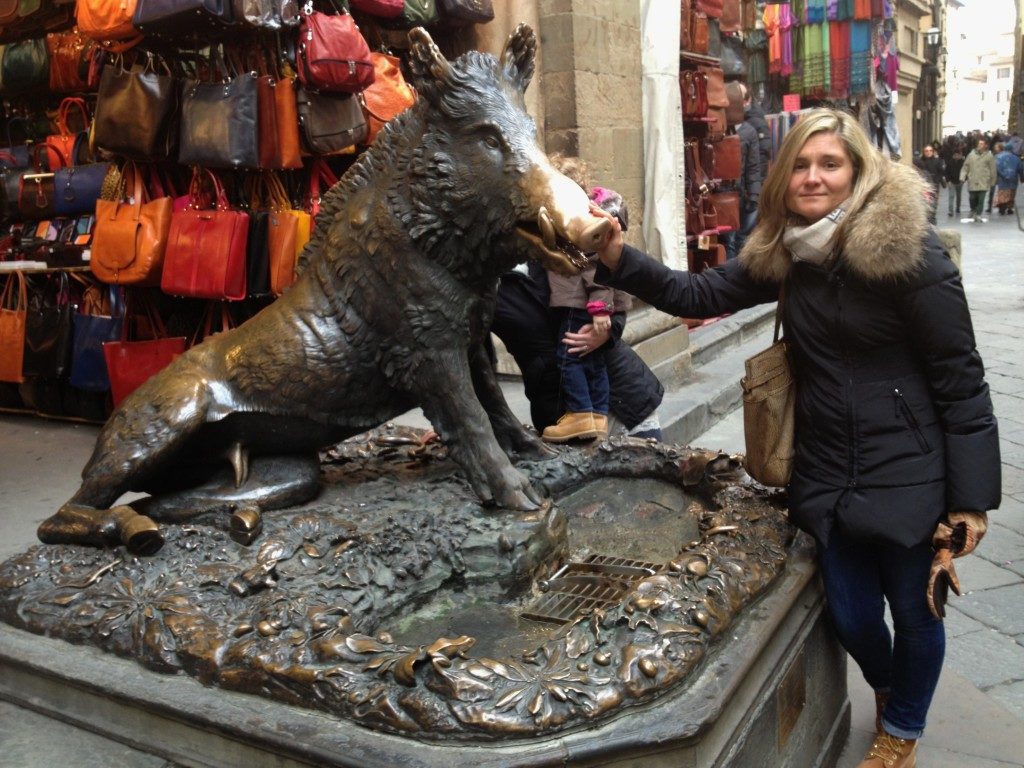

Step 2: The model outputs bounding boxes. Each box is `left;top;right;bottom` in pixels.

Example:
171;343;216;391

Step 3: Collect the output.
986;680;1024;722
944;628;1024;689
993;494;1024;533
955;554;1024;593
0;701;166;768
954;582;1024;636
977;525;1024;579
942;605;987;639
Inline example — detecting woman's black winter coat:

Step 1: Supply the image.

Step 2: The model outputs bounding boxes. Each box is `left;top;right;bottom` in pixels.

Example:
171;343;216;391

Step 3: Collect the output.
596;161;1000;547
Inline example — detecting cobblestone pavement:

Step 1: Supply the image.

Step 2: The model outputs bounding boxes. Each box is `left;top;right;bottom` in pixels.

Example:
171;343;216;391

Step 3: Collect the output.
696;197;1024;766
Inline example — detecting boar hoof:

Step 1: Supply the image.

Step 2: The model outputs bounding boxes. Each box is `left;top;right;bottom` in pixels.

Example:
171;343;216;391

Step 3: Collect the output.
120;512;164;555
230;505;263;546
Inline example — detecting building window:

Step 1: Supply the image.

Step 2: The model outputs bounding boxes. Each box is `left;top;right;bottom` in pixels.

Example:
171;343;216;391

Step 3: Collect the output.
981;91;985;101
997;91;1001;102
997;67;1011;78
904;26;918;55
981;110;985;121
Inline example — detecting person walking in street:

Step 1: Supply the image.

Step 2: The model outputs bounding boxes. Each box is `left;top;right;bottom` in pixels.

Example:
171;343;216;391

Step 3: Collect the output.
586;108;1001;768
942;139;965;217
960;137;997;223
913;144;944;224
994;141;1023;215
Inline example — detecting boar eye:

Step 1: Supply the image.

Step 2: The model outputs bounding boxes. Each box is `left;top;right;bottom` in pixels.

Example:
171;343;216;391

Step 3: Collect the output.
483;133;501;150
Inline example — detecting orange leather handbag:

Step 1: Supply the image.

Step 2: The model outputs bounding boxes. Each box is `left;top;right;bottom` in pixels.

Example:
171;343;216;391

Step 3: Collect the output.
92;162;173;286
0;271;28;384
45;98;89;170
76;0;143;43
360;52;416;146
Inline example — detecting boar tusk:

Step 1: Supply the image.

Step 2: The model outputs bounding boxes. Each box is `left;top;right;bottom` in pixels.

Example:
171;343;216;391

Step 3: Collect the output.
537;206;557;250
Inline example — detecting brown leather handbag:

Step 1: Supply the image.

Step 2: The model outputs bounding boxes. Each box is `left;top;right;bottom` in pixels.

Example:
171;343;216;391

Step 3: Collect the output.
690;10;709;54
680;70;708;118
273;69;303;169
707;106;728;139
695;0;722;18
711;134;741;181
684;141;718;236
700;66;728;108
680;0;691;51
720;0;740;32
296;86;367;155
92;162;173;286
741;289;794;487
0;271;28;383
710;190;739;230
256;74;278;169
360;52;416;146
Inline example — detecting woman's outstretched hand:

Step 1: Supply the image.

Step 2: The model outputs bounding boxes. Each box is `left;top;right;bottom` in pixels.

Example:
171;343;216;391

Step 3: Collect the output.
563;321;611;357
589;203;624;272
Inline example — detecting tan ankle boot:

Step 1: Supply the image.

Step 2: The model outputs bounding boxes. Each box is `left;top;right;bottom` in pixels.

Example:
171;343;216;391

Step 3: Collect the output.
857;731;917;768
874;690;890;733
593;414;609;439
542;412;598;443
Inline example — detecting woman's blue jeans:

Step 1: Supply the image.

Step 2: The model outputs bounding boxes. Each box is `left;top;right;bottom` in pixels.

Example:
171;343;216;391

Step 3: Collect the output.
818;529;945;740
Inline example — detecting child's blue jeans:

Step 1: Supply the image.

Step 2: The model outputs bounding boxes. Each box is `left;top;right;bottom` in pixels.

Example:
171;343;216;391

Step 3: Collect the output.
554;307;609;415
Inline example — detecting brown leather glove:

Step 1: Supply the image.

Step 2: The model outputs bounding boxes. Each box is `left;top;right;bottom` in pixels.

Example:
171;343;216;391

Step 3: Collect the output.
926;511;988;619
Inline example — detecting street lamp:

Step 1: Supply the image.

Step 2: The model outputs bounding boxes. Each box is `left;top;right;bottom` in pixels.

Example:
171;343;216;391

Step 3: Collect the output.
924;26;940;48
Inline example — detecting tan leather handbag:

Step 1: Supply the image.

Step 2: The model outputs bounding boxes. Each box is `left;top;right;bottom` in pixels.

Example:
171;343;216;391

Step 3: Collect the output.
91;162;173;286
741;289;794;487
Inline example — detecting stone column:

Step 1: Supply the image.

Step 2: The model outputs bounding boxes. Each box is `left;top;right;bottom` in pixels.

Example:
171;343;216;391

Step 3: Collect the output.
536;0;647;251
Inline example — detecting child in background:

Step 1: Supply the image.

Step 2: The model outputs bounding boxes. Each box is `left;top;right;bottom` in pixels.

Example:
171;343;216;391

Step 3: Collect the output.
541;156;616;443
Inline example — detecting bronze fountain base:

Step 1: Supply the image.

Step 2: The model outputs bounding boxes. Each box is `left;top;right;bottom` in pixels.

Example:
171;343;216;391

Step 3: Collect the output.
0;428;849;766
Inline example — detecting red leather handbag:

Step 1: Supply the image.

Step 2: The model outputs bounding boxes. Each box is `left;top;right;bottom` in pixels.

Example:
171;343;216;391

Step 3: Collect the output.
296;9;375;93
45;98;90;170
161;169;249;300
349;0;403;16
103;294;186;407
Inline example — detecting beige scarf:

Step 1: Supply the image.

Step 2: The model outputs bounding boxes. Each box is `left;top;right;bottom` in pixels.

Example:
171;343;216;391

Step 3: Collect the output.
783;204;848;267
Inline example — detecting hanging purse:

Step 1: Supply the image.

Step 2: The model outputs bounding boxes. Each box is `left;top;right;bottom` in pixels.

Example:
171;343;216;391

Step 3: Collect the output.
22;271;74;379
741;286;795;487
92;162;173;285
350;0;403;16
76;0;143;43
269;55;303;169
690;10;709;55
436;0;492;24
711;134;741;181
93;55;181;161
46;29;95;93
680;70;708;118
0;271;28;383
132;0;233;34
45;97;90;171
102;292;185;407
69;277;124;392
1;38;49;93
17;143;63;221
161;168;249;300
706;106;727;139
360;52;416;146
695;0;723;18
54;162;112;216
396;0;437;26
720;0;740;32
296;85;368;155
710;189;739;230
721;34;746;77
699;65;728;108
245;209;271;297
296;7;375;93
179;67;259;169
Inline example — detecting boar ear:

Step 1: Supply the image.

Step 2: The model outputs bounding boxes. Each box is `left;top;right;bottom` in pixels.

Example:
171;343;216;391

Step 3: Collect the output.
407;27;452;84
501;23;536;92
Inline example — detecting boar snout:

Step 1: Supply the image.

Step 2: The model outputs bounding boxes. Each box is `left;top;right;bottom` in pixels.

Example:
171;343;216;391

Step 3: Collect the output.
573;217;612;253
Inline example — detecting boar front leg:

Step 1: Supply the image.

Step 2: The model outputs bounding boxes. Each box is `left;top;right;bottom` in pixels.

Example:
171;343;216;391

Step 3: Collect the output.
417;351;541;510
468;341;555;461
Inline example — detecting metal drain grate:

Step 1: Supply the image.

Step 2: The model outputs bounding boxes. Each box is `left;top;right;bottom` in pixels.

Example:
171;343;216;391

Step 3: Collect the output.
521;554;660;625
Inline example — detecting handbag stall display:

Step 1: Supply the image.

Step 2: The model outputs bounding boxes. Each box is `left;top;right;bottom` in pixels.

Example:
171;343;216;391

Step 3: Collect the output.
161;168;249;300
741;289;795;487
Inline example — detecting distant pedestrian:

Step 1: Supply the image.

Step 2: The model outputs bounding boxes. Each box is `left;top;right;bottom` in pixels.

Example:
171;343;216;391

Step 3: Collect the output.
960;138;997;222
942;140;965;217
913;144;944;223
994;142;1023;215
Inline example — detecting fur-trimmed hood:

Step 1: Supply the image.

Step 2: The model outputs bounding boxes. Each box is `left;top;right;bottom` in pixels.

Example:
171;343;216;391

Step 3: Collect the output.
740;159;931;283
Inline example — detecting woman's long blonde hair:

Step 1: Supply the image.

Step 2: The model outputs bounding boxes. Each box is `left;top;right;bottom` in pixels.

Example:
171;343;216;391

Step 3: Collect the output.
743;108;886;267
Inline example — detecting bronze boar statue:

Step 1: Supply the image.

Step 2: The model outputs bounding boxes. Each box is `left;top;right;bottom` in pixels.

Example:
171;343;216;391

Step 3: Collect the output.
38;24;610;555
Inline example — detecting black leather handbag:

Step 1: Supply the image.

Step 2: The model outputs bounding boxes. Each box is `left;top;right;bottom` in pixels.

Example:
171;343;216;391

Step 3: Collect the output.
437;0;492;24
93;60;181;161
132;0;233;34
179;73;259;169
246;211;271;297
296;86;367;155
1;38;49;93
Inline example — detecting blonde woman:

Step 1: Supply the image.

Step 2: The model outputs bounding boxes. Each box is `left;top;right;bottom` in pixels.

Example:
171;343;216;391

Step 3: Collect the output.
587;109;1000;768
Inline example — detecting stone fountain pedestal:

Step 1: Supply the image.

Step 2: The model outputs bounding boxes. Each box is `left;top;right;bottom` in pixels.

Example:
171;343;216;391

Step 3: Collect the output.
0;433;849;767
